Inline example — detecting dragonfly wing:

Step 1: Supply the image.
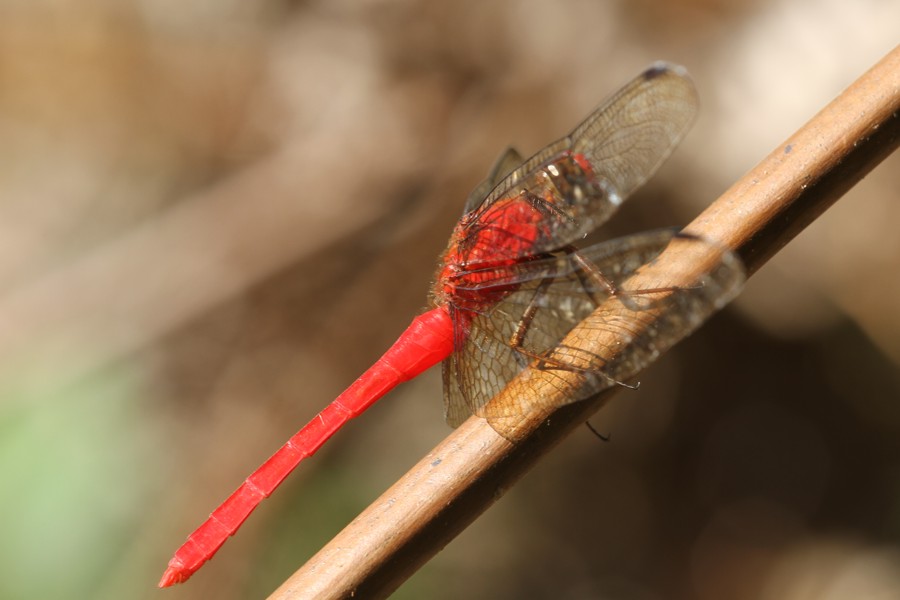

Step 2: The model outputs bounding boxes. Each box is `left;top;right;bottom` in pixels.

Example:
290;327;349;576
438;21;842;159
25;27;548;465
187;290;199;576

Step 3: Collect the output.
462;147;525;215
442;230;744;425
442;303;476;427
460;64;698;258
443;293;576;427
442;359;470;428
570;63;698;203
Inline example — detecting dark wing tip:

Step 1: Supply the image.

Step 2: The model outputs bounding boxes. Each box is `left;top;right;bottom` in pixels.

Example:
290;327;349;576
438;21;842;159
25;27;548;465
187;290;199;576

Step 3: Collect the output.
643;61;688;80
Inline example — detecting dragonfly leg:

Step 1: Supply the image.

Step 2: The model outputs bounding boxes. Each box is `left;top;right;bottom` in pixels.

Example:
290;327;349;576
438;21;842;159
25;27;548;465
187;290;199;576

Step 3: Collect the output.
510;332;640;391
507;246;612;371
507;246;643;390
585;420;611;442
505;253;605;374
508;275;555;368
564;244;697;311
565;245;616;304
508;243;606;357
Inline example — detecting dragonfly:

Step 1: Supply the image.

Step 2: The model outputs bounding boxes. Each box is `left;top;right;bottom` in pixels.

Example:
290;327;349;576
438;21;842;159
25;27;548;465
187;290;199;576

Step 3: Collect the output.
159;62;744;587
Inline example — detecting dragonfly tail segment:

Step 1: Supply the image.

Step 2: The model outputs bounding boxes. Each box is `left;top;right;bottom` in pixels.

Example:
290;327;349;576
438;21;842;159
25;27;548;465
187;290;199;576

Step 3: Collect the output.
158;307;454;587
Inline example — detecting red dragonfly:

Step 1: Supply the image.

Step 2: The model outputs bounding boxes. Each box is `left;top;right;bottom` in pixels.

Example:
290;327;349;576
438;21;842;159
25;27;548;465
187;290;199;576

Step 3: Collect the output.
159;63;743;587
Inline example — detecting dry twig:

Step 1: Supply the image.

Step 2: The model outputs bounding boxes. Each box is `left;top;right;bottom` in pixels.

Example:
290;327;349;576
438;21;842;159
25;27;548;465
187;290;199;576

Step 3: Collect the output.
268;45;900;600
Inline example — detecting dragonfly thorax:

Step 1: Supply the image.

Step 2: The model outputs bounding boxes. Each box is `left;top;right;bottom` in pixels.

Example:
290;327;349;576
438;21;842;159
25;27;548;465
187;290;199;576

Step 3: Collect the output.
433;151;606;312
433;196;548;313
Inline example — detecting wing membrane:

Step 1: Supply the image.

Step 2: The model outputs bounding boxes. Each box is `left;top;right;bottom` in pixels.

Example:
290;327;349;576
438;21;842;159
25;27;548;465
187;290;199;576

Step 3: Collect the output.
570;63;698;202
461;63;698;255
442;230;744;426
462;147;525;214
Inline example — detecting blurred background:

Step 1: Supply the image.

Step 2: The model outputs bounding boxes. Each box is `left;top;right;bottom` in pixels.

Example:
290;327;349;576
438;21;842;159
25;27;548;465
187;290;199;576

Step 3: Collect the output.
1;1;898;599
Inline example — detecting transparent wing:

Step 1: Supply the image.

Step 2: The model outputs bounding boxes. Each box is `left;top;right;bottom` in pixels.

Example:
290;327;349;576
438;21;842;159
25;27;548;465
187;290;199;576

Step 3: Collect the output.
442;230;744;426
570;63;699;202
462;147;525;214
460;63;698;256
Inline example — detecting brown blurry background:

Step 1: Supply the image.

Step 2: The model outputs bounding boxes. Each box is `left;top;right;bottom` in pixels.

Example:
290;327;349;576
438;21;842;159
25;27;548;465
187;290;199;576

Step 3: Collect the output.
1;1;898;599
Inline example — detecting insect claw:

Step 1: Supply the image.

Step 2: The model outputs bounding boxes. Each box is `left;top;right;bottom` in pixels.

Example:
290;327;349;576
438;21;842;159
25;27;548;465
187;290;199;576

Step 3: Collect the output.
585;420;611;442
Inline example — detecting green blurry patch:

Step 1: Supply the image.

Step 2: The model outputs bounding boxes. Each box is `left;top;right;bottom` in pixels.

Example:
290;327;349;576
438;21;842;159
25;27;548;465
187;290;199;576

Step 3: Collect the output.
0;364;154;600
